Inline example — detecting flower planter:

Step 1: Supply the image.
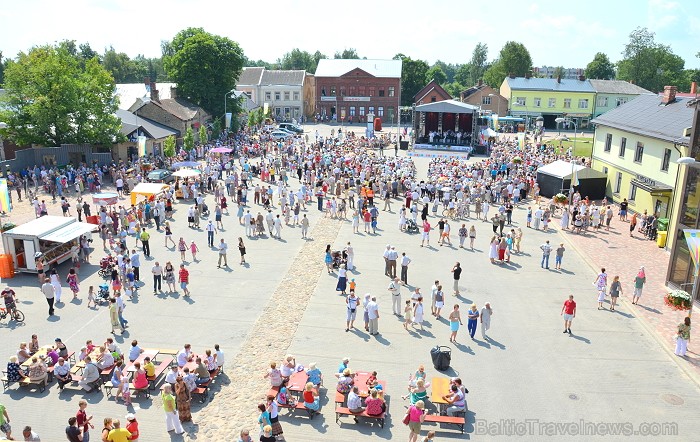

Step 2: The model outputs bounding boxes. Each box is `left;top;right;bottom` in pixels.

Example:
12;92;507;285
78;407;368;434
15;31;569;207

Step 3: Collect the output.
665;290;692;311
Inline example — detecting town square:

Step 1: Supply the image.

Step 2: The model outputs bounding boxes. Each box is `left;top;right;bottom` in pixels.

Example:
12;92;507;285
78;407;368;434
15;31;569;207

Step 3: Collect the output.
1;1;700;441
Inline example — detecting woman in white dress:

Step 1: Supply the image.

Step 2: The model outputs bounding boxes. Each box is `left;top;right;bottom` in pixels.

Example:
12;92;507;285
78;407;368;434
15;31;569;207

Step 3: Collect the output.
399;207;407;231
413;297;425;330
50;269;63;303
488;236;499;264
352;211;360;234
560;207;570;230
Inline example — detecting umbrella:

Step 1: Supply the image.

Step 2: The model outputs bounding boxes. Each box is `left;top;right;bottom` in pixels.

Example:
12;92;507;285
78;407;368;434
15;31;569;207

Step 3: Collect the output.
172;161;200;169
172;169;201;178
92;192;119;206
210;147;232;153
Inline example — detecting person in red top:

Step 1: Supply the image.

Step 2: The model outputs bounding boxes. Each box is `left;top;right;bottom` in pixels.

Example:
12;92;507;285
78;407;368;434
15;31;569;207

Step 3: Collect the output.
302;382;320;414
76;400;94;441
363;210;372;233
421;221;431;247
178;264;191;297
125;413;139;441
561;295;576;335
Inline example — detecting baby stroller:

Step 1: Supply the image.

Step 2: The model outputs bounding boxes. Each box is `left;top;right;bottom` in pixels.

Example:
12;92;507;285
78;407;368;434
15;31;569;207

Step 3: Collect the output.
98;255;114;278
406;219;420;234
96;284;111;305
331;250;345;269
200;202;210;217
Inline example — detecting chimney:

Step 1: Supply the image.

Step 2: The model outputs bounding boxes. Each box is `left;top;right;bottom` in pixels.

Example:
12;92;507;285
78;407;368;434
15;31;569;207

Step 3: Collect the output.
578;75;586;81
557;75;561;84
508;73;515;79
661;85;677;105
692;82;698;95
150;82;159;101
170;86;177;99
525;72;531;79
477;79;483;87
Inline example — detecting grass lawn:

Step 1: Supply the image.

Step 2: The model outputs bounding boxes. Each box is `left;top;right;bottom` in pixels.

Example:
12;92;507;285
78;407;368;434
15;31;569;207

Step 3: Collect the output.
552;136;594;157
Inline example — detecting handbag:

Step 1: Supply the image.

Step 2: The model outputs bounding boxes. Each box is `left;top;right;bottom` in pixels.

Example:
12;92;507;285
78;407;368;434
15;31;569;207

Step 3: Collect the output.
402;413;410;425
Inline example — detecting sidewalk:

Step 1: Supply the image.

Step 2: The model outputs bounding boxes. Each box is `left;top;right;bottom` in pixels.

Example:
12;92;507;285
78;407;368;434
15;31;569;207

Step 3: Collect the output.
552;214;700;379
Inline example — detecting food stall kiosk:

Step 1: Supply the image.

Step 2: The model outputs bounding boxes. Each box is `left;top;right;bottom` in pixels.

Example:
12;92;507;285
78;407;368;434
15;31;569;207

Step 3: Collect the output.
1;216;97;273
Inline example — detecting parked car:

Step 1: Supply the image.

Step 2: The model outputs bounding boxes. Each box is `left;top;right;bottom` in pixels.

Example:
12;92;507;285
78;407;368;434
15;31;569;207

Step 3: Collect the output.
147;169;175;184
270;130;293;140
278;123;304;134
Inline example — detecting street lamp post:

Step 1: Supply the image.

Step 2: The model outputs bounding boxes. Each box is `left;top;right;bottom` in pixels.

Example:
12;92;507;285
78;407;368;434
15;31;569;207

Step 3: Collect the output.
223;89;235;129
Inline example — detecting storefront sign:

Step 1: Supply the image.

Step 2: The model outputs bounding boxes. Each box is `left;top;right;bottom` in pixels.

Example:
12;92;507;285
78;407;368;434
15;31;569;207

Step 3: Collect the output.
344;96;370;102
320;96;337;102
635;174;656;187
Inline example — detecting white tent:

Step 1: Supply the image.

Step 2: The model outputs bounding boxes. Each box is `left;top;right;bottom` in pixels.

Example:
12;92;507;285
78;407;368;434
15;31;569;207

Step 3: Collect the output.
130;182;170;205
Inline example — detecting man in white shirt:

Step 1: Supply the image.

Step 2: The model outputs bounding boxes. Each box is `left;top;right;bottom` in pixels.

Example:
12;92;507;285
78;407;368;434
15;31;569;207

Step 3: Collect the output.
41;278;55;316
218;239;228;268
243;210;253;237
206;221;217;247
116;177;124;197
348;386;365;415
400;253;411;285
54;357;72;391
265;210;274;236
388;277;401;316
367;296;380;335
152;261;163;293
214;344;225;371
431;280;440;316
382;245;391;277
273;215;283;239
130;250;141;281
177;344;193;367
387;246;398;279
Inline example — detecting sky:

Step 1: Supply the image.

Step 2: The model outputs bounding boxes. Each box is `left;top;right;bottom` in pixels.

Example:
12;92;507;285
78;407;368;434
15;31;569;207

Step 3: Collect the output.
1;0;698;71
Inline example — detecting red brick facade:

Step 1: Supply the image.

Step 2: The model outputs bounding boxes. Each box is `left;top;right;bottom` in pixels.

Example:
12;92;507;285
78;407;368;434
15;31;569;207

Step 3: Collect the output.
315;68;401;124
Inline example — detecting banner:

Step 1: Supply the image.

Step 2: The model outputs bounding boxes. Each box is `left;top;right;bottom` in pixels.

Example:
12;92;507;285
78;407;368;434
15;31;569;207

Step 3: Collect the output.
684;230;700;276
0;178;11;213
492;114;499;131
517;132;525;150
225;112;232;130
137;136;147;158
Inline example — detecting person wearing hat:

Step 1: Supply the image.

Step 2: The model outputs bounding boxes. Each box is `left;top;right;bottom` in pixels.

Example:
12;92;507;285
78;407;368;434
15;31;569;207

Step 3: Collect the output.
125;413;139;441
306;362;322;387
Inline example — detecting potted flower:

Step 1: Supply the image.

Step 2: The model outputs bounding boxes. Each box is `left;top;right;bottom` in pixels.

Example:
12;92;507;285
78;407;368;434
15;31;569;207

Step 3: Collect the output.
553;193;568;205
512;156;523;164
664;290;693;311
0;222;16;232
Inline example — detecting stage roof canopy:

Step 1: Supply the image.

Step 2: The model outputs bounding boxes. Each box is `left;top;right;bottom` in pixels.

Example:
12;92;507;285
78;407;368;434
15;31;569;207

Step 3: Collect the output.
414;99;478;114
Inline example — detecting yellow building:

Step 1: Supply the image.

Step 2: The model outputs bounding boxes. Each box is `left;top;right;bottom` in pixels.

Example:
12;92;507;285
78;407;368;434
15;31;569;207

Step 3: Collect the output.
590;88;694;220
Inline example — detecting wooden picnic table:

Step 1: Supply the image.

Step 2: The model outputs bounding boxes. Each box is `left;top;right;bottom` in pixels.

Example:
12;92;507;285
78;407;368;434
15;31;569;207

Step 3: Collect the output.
125;350;159;372
20;345;53;367
353;371;387;397
73;347;104;370
287;371;309;393
431;377;450;404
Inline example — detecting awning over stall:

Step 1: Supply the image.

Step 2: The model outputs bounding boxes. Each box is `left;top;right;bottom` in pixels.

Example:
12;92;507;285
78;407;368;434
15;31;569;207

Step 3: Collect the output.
42;222;98;243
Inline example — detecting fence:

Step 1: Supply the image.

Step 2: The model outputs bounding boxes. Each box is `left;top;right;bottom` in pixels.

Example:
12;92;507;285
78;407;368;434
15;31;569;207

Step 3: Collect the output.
0;144;114;171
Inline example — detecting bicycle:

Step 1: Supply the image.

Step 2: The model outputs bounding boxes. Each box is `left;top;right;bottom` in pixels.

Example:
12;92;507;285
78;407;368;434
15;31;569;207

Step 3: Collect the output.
0;305;25;323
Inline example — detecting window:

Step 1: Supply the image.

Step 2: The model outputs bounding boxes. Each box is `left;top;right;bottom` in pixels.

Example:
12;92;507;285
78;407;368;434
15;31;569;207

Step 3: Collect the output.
359;86;366;96
378;88;385;97
431;97;437;102
274;92;281;101
284;92;290;101
533;98;541;107
619;137;627;158
548;98;556;108
359;107;365;116
378;106;384;116
369;106;375;115
265;92;271;101
330;86;336;96
604;133;612;152
349;106;356;116
616;97;628;107
482;96;492;105
389;87;395;97
634;142;644;163
340;87;346;97
578;99;589;109
629;183;637;201
597;96;608;107
349;87;356;96
615;172;622;193
661;148;672;172
293;92;299;101
563;98;571;108
369;87;375;97
516;97;526;106
603;166;609;174
388;106;395;120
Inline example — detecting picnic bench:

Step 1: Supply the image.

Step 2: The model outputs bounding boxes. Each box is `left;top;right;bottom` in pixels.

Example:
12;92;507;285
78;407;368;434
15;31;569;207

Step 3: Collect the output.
192;367;220;403
423;413;466;433
278;400;318;418
1;372;47;393
335;406;386;428
148;357;174;390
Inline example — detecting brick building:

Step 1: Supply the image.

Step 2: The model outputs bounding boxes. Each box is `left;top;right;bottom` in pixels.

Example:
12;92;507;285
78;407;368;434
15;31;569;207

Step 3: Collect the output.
314;59;402;124
414;80;452;105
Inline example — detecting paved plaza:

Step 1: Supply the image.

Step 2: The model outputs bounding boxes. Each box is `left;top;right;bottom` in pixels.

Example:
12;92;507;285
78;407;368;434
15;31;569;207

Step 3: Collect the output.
1;124;700;441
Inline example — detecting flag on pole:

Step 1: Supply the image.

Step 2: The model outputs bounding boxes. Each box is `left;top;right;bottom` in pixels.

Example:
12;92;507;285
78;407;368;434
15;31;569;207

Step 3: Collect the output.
0;178;11;213
137;136;147;157
517;132;525;150
684;230;700;276
572;164;580;187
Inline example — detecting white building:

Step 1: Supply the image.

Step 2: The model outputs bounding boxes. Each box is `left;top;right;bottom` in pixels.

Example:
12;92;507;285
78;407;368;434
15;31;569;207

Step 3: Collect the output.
236;68;307;121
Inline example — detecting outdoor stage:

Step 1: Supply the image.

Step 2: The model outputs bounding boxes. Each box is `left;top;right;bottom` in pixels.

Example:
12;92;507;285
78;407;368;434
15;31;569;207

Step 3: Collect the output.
413;143;472;152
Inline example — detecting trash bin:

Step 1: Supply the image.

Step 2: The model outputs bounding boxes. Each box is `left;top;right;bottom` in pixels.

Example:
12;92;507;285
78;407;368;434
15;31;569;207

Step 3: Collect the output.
657;218;669;232
400;141;409;150
374;117;382;132
430;346;452;371
657;230;668;248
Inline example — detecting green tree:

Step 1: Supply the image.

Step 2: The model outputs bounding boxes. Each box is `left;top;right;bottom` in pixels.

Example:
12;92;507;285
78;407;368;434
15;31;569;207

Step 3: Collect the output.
79;43;100;63
443;81;464;99
198;124;208;145
425;65;447;85
103;46;137;83
394;54;429;106
616;27;685;92
0;44;122;146
211;118;222;139
481;41;531;88
0;51;4;85
483;60;506;88
462;42;489;86
163;134;176;158
334;48;360;59
552;66;565;79
163;28;245;117
585;52;616;79
278;49;319;71
312;51;327;72
432;61;458;83
183;127;194;151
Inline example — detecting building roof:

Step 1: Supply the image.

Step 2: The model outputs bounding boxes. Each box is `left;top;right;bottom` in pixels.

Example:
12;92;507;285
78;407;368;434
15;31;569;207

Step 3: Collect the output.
115;83;176;110
589;80;652;95
238;67;264;85
460;84;488;99
314;59;402;78
414;100;478;114
505;77;595;93
116;109;179;139
414;80;451;102
260;70;305;86
591;94;695;143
